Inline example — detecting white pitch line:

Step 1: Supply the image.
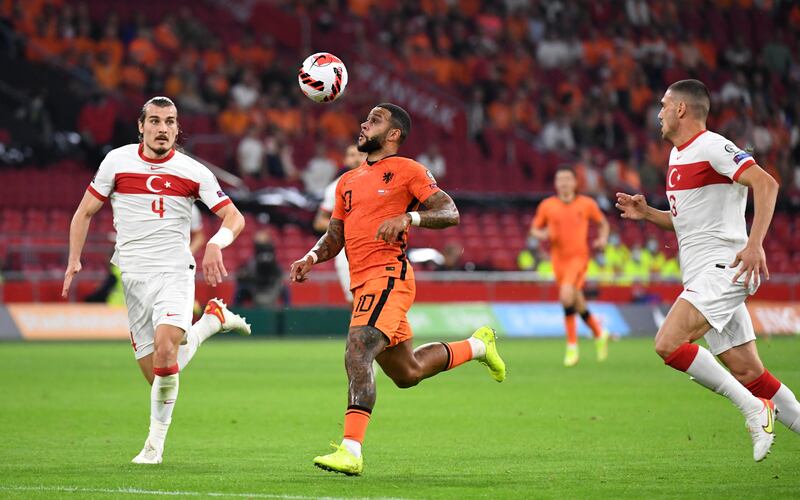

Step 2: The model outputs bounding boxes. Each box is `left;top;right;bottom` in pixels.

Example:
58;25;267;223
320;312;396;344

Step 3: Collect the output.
0;485;412;500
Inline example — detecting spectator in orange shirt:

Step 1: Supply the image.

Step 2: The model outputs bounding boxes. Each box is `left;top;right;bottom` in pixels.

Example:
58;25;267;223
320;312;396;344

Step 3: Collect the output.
96;23;123;67
65;21;94;65
154;15;180;52
348;0;372;17
266;98;303;137
202;38;226;73
129;29;160;67
487;89;513;131
218;99;251;137
92;51;121;90
27;19;65;62
629;70;655;118
120;61;147;91
319;107;359;142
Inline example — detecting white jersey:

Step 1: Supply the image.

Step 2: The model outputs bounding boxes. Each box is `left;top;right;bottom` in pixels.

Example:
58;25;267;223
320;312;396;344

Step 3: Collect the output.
88;144;231;273
665;130;756;284
320;174;340;214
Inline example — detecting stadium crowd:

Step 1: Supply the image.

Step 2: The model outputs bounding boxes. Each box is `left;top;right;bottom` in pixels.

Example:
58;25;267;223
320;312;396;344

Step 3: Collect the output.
1;0;800;280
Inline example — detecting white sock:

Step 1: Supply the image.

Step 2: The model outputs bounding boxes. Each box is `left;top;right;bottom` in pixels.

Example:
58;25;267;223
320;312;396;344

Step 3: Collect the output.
192;313;222;343
341;438;362;458
177;329;201;370
686;346;762;418
773;384;800;432
466;337;486;359
149;373;179;449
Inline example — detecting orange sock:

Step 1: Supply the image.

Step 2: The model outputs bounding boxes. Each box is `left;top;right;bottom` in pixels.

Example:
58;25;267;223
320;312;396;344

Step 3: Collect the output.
443;340;473;370
581;311;603;339
565;313;577;345
343;406;371;444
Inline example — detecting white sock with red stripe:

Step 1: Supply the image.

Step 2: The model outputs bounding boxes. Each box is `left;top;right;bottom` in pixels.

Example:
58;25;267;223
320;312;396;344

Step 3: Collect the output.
177;330;200;370
149;365;179;451
176;311;224;370
745;370;800;432
666;343;761;418
773;385;800;432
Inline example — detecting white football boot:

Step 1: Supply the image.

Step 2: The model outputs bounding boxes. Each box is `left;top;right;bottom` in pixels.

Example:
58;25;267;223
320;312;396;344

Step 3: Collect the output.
204;298;252;336
747;398;777;462
131;439;162;464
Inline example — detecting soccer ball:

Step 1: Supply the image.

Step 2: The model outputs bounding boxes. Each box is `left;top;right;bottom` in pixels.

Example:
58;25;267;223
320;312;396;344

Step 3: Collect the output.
298;52;348;103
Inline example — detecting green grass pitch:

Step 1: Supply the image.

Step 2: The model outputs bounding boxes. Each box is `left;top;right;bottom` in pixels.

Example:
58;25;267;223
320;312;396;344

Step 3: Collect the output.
0;336;799;499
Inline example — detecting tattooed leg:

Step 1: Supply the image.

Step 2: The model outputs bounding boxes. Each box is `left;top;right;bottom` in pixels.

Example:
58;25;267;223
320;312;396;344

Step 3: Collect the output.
345;325;389;409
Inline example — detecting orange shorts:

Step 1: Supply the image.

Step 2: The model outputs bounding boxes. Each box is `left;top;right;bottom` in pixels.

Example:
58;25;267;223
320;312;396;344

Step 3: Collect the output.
553;257;589;288
350;276;415;347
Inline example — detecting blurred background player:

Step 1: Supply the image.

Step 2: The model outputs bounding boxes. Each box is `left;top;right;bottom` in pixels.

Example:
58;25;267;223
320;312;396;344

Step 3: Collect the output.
617;79;799;461
62;96;252;465
312;144;366;304
290;103;506;476
530;166;610;366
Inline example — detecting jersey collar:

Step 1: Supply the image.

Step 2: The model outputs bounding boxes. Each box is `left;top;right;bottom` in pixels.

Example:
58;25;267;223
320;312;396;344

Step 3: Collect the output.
366;154;397;166
138;143;176;163
677;130;707;151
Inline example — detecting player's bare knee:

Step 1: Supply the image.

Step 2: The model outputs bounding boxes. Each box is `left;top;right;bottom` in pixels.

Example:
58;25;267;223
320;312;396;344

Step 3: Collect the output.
729;365;763;385
654;336;677;359
391;369;422;389
153;342;176;364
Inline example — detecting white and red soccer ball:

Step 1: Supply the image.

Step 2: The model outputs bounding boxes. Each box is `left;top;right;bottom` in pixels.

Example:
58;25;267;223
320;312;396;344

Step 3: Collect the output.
298;52;348;103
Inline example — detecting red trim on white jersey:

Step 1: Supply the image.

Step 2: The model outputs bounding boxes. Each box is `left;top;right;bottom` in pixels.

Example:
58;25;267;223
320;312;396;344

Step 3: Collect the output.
676;130;707;151
211;198;233;213
732;159;756;182
114;172;200;197
87;185;108;202
138;143;176;164
667;161;732;191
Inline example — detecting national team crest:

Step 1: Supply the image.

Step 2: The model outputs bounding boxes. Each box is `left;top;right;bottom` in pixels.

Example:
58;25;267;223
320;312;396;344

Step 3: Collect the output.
383;172;394;184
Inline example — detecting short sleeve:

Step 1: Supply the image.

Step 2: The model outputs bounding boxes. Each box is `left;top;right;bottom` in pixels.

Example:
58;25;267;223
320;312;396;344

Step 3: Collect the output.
408;164;441;204
198;168;232;213
320;178;338;214
532;201;548;229
707;135;757;182
586;197;603;223
332;176;346;220
88;155;115;202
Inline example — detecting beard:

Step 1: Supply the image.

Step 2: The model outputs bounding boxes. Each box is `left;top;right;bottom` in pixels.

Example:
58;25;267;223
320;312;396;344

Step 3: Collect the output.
357;133;384;153
149;136;173;155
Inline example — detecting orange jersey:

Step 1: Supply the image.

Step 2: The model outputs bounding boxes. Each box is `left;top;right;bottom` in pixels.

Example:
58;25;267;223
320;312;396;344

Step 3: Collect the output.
532;195;603;260
332;156;440;289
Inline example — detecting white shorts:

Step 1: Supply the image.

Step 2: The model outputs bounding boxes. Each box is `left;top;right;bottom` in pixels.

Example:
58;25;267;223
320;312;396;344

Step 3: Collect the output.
679;265;758;355
122;269;195;360
335;251;353;303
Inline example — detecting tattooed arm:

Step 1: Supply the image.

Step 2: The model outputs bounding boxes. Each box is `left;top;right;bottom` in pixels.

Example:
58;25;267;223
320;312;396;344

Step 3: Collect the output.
289;218;344;282
375;191;459;243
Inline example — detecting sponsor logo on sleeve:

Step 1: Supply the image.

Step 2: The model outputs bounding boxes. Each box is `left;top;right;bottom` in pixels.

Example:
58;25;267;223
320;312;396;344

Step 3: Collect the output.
216;190;226;198
733;151;753;164
724;143;737;154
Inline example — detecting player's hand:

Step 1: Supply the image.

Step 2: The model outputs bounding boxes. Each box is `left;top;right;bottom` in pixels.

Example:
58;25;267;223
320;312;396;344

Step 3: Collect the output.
203;243;228;287
730;243;769;289
592;236;608;250
376;214;410;244
62;260;82;298
615;193;648;220
530;228;549;241
289;255;314;283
